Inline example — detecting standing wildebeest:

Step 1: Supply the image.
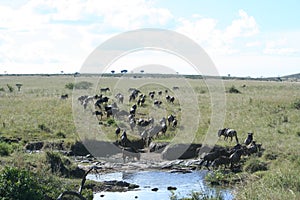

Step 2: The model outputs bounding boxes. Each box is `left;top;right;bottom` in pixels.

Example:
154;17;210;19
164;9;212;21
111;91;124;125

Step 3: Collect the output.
199;149;229;169
212;156;231;169
60;94;68;100
167;114;175;126
154;100;162;107
121;130;130;147
115;93;124;104
218;128;239;143
169;96;175;103
115;127;121;138
92;110;103;120
100;87;110;93
244;132;253;145
229;149;244;168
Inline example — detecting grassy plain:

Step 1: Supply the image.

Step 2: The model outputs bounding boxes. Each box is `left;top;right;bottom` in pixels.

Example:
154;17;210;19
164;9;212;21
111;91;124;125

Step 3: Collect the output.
0;75;300;199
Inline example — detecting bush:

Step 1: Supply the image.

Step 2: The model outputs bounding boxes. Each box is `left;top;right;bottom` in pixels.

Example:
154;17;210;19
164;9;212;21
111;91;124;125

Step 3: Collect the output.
65;81;93;90
228;86;241;94
0;142;12;156
6;84;14;92
65;82;75;89
0;167;44;200
293;99;300;110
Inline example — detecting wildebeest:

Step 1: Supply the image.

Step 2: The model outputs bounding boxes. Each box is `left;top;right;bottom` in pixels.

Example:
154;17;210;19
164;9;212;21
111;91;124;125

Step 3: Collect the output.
115;127;121;138
169;96;175;103
211;156;231;169
95;96;109;109
199;149;229;169
129;119;136;131
244;132;253;145
115;93;124;104
100;87;110;93
173;86;179;90
172;119;178;128
60;94;68;100
121;130;130;147
92;110;103;120
218;128;239;143
153;100;162;107
167;114;175;126
229;149;244;168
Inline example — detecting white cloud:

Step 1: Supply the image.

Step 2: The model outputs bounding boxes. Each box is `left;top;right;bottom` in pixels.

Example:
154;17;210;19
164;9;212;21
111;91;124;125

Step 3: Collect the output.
175;9;259;55
263;38;298;55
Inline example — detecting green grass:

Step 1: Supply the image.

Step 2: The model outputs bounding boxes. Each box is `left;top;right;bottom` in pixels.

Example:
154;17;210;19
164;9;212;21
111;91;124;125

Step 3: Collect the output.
1;75;300;199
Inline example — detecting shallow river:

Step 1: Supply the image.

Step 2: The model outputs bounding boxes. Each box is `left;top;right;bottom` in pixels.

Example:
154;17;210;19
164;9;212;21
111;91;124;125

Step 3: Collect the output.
87;170;234;200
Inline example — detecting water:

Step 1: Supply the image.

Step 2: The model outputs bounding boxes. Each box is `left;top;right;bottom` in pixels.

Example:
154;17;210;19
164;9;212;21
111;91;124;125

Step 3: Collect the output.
87;170;233;200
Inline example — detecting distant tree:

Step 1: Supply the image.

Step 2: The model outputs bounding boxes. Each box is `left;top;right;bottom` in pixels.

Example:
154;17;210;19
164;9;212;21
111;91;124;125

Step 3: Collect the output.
74;72;80;77
16;83;22;91
121;69;128;74
111;70;115;74
61;71;64;74
140;70;144;73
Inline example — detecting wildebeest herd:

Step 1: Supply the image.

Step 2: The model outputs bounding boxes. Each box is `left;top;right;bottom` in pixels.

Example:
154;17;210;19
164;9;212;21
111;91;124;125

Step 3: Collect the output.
199;131;262;171
77;87;179;152
74;86;263;168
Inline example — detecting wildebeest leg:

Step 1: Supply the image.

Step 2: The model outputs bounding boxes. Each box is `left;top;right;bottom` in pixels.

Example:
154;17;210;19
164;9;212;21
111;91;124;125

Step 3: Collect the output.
235;135;239;144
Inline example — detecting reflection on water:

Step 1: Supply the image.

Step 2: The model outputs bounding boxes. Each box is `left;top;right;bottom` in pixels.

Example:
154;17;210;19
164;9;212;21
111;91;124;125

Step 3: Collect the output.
87;170;233;200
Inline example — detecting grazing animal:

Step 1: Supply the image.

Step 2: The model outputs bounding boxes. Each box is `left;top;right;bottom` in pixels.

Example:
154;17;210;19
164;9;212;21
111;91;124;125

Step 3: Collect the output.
122;147;140;163
167;115;175;126
212;156;231;169
169;96;175;103
60;94;68;100
121;130;130;147
166;95;171;101
129;119;136;131
173;86;179;90
218;128;239;143
158;91;162;95
199;149;229;169
153;100;162;107
92;111;103;120
115;93;124;104
115;127;121;138
100;87;110;93
172;119;178;128
244;133;253;145
229;149;244;168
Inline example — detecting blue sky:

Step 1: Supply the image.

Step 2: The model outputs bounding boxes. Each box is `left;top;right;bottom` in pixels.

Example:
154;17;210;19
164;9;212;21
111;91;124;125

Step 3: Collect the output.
0;0;299;77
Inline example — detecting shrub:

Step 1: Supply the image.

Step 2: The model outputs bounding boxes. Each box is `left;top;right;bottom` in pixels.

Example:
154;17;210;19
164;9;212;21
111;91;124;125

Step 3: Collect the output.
0;87;4;92
0;142;12;156
66;81;93;90
65;82;75;89
0;167;44;200
6;84;14;92
293;99;300;110
228;86;241;94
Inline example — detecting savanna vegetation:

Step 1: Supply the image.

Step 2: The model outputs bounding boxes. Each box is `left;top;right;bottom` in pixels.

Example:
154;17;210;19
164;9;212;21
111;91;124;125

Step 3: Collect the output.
0;75;299;199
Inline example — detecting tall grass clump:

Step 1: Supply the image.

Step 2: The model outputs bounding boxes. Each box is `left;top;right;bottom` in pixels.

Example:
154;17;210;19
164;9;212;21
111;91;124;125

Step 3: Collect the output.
0;142;12;156
65;81;93;90
292;99;300;110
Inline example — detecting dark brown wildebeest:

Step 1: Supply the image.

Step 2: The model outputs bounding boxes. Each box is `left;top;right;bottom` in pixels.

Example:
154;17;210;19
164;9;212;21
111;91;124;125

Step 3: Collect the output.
92;110;103;120
167;114;175;126
218;128;239;143
244;132;253;145
229;149;244;168
60;94;68;100
199;149;229;170
212;156;231;169
100;87;110;93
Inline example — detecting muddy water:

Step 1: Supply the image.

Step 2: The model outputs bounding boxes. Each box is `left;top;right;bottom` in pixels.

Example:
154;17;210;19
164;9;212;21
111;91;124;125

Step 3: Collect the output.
87;170;233;200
